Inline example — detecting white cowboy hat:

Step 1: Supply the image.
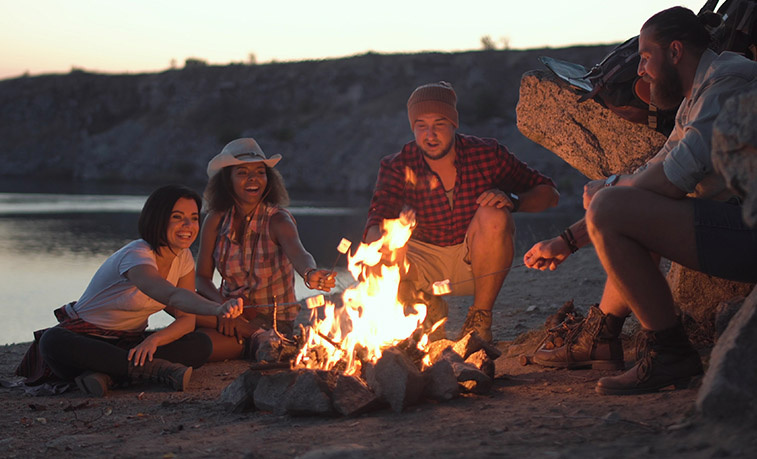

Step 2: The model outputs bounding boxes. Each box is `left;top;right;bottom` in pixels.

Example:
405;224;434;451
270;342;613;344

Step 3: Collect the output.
206;138;282;178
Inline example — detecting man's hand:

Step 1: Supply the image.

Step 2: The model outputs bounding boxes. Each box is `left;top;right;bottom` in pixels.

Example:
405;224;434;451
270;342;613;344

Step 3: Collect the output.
583;179;605;209
524;237;572;271
477;189;515;210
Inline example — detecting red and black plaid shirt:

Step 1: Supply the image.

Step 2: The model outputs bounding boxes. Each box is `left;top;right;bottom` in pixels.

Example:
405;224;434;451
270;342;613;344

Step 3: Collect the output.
365;134;556;246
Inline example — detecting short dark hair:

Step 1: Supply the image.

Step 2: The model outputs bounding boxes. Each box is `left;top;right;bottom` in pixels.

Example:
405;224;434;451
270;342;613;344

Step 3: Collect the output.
138;184;202;253
642;6;714;52
204;165;290;213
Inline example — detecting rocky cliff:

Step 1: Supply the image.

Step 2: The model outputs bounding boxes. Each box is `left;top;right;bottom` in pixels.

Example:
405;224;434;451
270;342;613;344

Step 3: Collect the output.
0;46;614;196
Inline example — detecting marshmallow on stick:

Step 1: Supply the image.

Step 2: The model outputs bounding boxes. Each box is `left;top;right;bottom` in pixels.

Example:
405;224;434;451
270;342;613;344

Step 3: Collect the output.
306;295;326;309
432;279;452;296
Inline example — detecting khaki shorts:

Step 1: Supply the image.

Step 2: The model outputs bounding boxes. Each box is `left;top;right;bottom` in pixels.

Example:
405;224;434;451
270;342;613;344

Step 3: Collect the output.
404;238;474;296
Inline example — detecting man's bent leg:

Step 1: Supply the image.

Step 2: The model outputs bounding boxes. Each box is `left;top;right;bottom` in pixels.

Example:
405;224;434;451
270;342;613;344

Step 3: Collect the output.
586;187;699;330
459;206;515;341
587;187;702;394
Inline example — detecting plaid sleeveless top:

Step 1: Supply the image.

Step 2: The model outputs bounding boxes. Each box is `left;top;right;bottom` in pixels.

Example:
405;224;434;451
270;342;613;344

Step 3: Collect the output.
214;204;297;321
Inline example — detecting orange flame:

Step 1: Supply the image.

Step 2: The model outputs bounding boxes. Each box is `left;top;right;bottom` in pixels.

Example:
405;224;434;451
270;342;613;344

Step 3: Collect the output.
294;214;428;375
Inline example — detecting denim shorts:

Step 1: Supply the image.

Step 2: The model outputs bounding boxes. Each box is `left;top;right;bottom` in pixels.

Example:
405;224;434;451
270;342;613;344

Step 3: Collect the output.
694;198;757;283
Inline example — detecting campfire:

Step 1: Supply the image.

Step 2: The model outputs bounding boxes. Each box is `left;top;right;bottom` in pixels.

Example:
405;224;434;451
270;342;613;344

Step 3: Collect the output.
221;212;502;416
294;212;431;376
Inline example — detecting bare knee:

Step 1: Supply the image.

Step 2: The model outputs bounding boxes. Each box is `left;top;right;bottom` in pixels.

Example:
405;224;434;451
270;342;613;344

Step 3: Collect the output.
471;205;514;238
586;188;623;239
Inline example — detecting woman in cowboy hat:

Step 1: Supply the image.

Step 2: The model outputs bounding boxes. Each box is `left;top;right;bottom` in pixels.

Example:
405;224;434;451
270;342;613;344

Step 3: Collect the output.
194;138;335;360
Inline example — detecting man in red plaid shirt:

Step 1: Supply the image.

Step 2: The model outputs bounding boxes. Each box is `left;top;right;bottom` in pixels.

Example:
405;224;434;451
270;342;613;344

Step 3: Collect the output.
364;81;559;342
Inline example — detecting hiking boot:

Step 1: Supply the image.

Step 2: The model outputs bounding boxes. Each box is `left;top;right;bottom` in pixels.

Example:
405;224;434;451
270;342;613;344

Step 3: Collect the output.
459;308;493;342
75;371;113;397
127;358;192;391
595;321;703;395
532;305;625;370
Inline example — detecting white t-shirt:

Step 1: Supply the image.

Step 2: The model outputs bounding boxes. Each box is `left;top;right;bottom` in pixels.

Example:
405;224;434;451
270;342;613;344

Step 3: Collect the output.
68;239;194;332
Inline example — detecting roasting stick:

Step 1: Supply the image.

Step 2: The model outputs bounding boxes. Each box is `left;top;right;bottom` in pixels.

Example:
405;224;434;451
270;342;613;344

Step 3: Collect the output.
330;238;352;273
432;263;527;295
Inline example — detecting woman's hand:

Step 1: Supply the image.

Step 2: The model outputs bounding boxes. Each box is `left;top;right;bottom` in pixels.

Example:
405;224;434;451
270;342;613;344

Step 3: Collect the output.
128;334;161;367
305;269;337;292
524;237;572;271
218;298;243;319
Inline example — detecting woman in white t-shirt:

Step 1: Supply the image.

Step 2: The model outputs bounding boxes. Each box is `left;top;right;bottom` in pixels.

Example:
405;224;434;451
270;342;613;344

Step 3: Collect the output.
35;185;243;396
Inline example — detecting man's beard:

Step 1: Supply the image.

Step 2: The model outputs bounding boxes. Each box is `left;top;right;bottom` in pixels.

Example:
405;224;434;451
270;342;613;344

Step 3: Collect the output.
649;57;684;111
420;140;454;161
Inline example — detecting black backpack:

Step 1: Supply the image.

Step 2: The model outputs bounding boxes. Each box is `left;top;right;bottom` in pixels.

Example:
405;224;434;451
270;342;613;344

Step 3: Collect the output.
539;0;756;136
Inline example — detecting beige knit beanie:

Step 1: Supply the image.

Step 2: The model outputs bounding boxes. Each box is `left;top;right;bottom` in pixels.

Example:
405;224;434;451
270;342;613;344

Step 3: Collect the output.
406;81;459;128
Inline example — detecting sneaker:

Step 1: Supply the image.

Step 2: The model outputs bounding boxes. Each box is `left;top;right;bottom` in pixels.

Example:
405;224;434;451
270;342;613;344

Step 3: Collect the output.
459;308;493;342
75;371;113;397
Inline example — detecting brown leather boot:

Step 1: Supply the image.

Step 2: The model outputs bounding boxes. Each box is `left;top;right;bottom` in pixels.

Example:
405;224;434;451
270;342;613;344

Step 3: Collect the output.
127;358;192;391
75;371;113;397
533;305;625;370
595;321;703;395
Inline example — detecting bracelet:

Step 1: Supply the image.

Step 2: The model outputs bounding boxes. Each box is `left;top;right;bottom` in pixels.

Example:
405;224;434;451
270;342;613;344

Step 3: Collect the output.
303;268;317;288
559;229;579;253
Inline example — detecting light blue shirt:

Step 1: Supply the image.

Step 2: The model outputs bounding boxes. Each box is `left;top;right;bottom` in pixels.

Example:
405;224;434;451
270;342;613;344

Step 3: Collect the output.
660;50;757;198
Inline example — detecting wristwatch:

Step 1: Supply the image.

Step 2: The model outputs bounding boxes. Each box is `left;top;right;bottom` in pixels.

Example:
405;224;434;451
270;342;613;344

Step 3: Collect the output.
508;192;520;212
604;174;620;187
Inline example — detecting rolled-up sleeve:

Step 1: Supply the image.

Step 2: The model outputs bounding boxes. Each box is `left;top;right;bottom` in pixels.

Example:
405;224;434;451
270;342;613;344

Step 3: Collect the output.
663;76;756;193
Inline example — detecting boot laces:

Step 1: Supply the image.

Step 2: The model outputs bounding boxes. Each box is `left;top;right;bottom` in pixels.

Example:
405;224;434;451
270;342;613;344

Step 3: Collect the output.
463;309;491;330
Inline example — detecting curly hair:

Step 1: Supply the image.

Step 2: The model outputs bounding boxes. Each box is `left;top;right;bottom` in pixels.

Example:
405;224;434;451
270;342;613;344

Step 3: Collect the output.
204;165;290;213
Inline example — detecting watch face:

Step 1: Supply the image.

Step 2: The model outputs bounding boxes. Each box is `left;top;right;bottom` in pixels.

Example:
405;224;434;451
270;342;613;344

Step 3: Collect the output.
605;174;619;187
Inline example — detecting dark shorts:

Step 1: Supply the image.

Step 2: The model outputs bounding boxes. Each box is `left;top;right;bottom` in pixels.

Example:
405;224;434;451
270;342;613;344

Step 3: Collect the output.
694;198;757;283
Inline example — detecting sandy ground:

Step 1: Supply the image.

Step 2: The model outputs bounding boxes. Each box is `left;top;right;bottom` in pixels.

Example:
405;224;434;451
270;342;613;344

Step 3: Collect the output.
2;247;756;458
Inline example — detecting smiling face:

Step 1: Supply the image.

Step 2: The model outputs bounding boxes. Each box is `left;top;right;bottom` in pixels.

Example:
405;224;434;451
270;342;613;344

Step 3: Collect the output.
165;197;200;251
637;27;684;110
230;162;268;207
412;113;456;161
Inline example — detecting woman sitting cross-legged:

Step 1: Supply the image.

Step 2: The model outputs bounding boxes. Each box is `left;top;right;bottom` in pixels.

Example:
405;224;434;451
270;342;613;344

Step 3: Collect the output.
195;138;335;361
30;185;243;396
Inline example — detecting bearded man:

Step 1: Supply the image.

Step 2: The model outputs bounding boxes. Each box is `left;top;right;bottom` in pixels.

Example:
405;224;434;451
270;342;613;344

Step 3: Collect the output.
364;81;559;342
524;6;757;395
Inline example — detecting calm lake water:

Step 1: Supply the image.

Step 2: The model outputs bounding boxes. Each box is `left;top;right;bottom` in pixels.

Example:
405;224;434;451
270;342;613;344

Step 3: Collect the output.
0;180;582;345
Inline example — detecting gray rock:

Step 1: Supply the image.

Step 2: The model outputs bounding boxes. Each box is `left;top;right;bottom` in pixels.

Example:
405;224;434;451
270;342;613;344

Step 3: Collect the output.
465;349;495;380
364;348;424;413
219;369;263;413
422;358;460;401
715;297;746;342
667;263;754;327
281;370;334;416
451;361;493;395
332;374;380;417
712;89;757;227
453;331;502;360
252;371;296;412
697;287;757;425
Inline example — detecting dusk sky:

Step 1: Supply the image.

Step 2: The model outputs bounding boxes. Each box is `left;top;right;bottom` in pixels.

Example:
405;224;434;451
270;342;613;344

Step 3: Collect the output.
1;0;704;80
